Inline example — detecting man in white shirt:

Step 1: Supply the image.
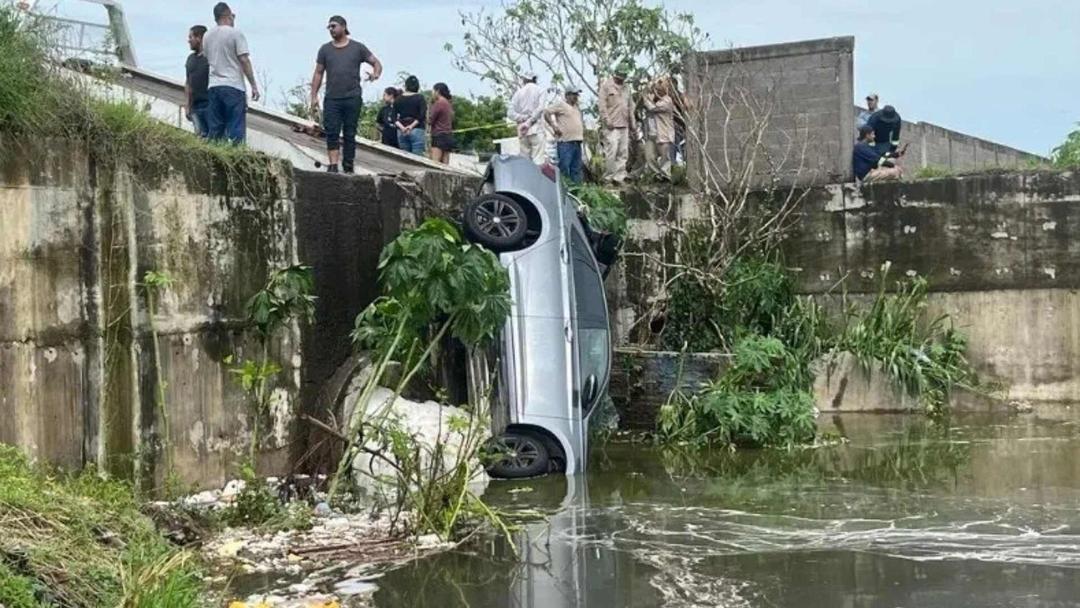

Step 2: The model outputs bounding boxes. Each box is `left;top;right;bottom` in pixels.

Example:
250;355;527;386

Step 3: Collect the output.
508;72;546;164
202;2;260;143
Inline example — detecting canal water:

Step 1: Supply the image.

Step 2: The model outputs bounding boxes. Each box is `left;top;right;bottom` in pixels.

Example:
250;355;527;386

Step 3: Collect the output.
372;412;1080;607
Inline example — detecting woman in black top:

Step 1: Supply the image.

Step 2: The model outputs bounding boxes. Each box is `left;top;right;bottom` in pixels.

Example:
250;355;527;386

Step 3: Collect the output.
376;87;400;148
394;75;427;155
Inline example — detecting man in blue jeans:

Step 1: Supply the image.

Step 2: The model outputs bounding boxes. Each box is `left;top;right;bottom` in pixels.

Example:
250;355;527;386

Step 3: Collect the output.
309;15;382;173
544;86;586;183
202;3;260;144
184;25;210;138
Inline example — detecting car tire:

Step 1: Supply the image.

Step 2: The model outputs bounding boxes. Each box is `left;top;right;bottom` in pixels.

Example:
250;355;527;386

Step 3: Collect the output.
485;431;551;479
463;194;529;252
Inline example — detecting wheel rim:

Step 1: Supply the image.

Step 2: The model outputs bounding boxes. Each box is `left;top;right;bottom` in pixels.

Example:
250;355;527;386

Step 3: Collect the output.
498;436;540;472
474;198;521;240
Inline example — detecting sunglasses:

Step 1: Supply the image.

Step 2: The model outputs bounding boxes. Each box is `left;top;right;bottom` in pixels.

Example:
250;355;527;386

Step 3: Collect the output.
327;24;340;30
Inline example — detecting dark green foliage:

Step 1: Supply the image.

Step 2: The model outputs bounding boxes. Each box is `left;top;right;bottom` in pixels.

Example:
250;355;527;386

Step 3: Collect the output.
658;336;817;448
451;95;516;154
245;265;317;338
353;218;512;350
1052;124;1080;168
840;273;979;416
0;446;204;607
569;183;628;237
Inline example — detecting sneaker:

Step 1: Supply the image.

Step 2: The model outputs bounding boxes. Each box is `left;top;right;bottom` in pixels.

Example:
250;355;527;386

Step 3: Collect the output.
342;163;355;174
327;164;339;174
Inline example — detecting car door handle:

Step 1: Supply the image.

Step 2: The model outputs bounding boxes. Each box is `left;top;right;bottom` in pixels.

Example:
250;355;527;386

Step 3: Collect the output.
564;322;572;343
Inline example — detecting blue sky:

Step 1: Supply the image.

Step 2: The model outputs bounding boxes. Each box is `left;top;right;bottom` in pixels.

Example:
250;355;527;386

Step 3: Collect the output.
46;0;1080;155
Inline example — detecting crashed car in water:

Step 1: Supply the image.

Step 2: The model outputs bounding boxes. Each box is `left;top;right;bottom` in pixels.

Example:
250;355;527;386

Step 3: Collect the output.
461;156;617;479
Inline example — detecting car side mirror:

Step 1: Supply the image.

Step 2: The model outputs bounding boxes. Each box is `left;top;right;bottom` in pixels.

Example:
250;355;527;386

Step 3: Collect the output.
583;374;598;406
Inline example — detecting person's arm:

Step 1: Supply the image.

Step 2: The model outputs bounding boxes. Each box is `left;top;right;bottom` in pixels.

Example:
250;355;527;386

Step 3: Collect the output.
597;85;613;128
183;57;194;120
310;63;324;111
543;103;562;137
395;99;414;131
364;53;383;82
653;96;674;114
507;90;524;124
233;32;259;101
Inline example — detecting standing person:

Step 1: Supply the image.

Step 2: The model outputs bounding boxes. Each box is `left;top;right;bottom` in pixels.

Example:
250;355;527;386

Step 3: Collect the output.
184;25;210;138
544;85;585;184
868;104;902;156
428;82;455;165
508;72;546;164
376;87;400;149
394;76;427;155
309;15;382;174
599;66;635;184
643;78;675;181
857;93;879;130
853;125;902;182
202;2;260;144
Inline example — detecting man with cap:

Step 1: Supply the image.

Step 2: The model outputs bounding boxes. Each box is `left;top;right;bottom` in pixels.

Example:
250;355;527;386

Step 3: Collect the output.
508;72;547;164
867;104;903;156
310;15;383;173
202;2;260;143
544;85;586;184
857;93;879;130
599;64;636;184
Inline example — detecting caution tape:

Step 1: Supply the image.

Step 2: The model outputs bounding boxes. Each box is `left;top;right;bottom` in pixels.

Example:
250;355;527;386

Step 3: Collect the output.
451;122;516;135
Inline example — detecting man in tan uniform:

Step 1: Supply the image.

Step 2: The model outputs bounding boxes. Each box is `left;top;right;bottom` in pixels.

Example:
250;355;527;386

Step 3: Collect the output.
599;67;635;184
643;78;676;180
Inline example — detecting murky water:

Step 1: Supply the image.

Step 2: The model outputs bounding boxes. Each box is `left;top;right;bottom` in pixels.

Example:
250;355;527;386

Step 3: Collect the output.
373;413;1080;607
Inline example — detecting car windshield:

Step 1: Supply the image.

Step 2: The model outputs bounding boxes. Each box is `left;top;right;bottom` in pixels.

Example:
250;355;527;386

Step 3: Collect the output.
570;229;610;414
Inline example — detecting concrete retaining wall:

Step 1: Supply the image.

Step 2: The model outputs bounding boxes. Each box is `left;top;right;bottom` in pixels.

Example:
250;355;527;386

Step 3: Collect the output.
0;135;481;489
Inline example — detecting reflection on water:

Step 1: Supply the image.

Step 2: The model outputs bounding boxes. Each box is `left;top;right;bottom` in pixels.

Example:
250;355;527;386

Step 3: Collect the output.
374;413;1080;607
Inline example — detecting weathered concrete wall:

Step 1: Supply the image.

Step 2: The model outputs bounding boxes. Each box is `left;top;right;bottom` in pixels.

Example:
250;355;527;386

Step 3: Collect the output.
686;37;855;186
853;107;1043;173
608;349;729;431
0;134;480;489
0;137;300;487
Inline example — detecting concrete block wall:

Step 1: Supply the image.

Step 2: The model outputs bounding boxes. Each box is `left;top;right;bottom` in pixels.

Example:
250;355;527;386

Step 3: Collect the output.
686;37;855;187
855;107;1042;173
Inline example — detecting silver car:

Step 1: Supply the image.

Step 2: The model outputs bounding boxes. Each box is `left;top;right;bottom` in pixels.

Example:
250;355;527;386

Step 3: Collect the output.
462;156;613;478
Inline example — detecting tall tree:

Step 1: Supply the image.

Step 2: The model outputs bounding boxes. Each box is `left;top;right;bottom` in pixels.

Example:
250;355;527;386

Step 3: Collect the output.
445;0;706;100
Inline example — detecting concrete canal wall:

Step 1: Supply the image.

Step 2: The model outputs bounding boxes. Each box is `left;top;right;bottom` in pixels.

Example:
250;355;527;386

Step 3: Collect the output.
0;135;478;488
609;170;1080;429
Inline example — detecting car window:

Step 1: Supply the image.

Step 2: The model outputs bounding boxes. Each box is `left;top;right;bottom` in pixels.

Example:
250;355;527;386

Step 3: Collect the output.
570;230;610;413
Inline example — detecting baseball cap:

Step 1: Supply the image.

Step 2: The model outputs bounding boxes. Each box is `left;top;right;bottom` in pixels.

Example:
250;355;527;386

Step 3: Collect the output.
866;92;879;101
565;85;582;94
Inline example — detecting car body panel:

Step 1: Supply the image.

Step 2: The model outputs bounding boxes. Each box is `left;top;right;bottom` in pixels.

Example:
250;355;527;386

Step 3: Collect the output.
476;155;612;476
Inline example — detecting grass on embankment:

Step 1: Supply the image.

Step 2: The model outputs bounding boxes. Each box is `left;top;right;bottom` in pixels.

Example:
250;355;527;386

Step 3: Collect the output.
0;446;204;608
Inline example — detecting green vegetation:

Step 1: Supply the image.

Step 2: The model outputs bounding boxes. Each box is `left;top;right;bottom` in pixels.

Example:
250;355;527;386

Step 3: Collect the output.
913;165;954;179
218;464;313;532
569;183;629;237
0;7;274;193
0;446;203;608
332;219;512;541
230;266;316;467
1052;123;1080;168
658;258;981;448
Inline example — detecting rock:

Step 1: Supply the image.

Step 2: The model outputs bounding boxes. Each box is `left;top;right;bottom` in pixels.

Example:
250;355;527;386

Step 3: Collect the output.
184;490;221;507
813;351;918;413
313;502;332;517
288;583;314;594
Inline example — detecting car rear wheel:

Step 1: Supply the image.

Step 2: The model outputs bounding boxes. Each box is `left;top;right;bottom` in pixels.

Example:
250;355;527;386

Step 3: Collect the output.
485;431;551;479
464;194;529;252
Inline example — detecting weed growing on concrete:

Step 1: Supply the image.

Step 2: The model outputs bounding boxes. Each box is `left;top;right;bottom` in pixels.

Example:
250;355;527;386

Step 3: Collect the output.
141;270;176;491
0;446;204;607
839;266;980;416
913;165;954;179
569;183;628;237
230;266;316;467
330;219;512;541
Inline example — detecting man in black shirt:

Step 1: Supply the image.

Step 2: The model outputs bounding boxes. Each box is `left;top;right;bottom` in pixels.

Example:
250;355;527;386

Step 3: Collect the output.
309;15;383;173
184;25;210;138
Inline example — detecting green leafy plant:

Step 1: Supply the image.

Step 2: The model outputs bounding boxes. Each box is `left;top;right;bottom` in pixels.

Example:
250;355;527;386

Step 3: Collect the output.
230;265;316;466
913;165;953;179
569;183;628;237
329;219;512;542
141;270;175;489
658;335;817;448
839;266;981;416
1052;124;1080;168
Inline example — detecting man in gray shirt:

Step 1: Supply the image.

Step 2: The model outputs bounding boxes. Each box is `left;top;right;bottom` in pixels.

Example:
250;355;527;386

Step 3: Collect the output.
202;2;260;144
309;15;382;173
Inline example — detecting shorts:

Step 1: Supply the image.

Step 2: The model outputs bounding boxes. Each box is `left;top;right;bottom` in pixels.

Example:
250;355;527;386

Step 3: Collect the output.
431;132;456;151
